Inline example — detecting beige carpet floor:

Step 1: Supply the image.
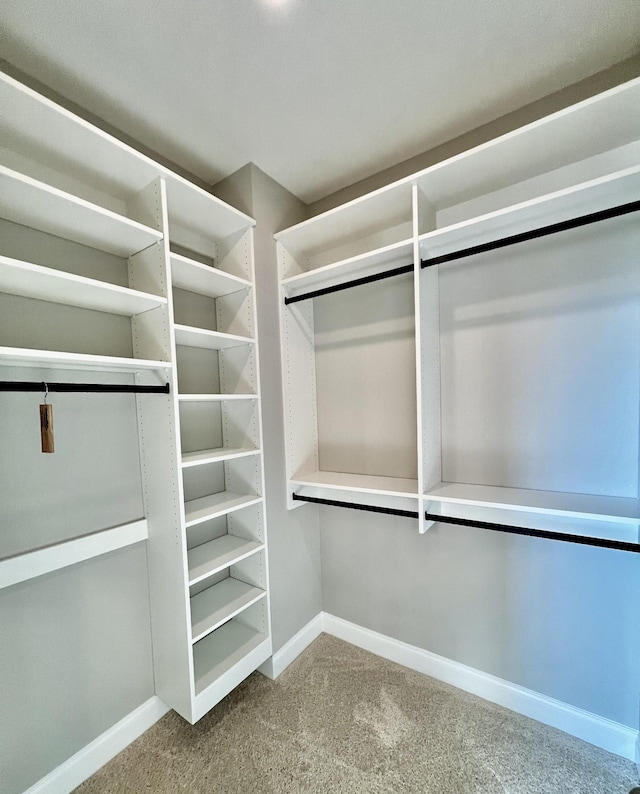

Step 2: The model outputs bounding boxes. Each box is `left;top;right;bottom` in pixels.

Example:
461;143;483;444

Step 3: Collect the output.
76;634;639;793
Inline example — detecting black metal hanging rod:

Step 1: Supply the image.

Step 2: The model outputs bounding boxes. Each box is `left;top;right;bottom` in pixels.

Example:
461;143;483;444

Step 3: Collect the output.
0;381;170;394
283;200;640;306
424;512;639;554
292;492;419;519
284;262;414;305
421;200;640;269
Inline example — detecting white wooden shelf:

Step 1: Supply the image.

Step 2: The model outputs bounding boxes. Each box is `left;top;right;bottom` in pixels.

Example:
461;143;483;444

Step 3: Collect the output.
0;255;167;316
178;393;258;402
425;482;640;525
171;253;251;298
184;492;262;528
419;166;640;260
0;165;162;257
412;79;640;213
174;324;254;351
0;71;254;242
0;519;148;590
182;447;259;468
193;619;268;697
275;181;413;260
292;471;419;498
282;238;414;298
187;535;264;586
0;346;171;373
190;578;266;644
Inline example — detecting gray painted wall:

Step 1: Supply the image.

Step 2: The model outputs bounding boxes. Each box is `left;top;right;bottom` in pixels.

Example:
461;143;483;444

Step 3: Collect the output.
213;165;323;652
0;223;156;793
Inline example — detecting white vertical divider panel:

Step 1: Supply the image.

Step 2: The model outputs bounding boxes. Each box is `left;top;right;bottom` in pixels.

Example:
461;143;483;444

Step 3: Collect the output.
412;184;426;534
131;177;195;720
278;243;319;509
417;186;442;534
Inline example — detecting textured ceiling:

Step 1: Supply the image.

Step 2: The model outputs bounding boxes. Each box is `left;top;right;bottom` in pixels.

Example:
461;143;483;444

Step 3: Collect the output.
1;0;639;203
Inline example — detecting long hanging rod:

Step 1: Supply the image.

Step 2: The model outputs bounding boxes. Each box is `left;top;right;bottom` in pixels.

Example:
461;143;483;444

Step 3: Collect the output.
0;381;170;394
283;200;639;305
420;199;640;269
291;493;419;519
284;262;414;305
291;494;638;554
425;512;639;553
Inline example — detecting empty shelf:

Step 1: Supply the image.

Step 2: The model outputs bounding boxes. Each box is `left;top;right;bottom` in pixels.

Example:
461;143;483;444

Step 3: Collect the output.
170;253;251;298
0;519;148;590
419;166;640;261
0;346;171;373
292;471;419;499
0;255;167;316
178;393;258;402
184;492;262;527
190;578;266;643
0;165;162;257
425;483;640;525
174;324;254;350
182;447;259;468
193;619;267;697
188;535;264;585
282;239;414;298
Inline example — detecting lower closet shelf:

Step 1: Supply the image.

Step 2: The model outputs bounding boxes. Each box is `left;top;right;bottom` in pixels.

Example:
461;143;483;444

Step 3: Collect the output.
291;470;419;498
0;519;148;589
184;492;262;527
187;535;264;585
181;447;259;468
188;535;264;585
190;578;266;643
193;619;269;698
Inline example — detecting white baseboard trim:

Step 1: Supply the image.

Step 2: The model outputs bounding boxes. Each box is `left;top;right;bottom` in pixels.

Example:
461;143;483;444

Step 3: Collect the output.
24;696;169;794
323;612;638;763
259;613;324;680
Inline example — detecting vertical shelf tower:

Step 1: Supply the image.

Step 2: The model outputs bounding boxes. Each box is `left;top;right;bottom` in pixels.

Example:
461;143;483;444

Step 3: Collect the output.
0;70;271;723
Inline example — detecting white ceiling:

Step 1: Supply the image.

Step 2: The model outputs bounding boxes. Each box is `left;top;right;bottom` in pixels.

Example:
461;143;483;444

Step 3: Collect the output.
1;1;639;203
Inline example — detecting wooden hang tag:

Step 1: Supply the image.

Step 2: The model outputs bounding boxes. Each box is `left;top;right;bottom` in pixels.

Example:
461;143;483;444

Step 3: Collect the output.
40;403;55;453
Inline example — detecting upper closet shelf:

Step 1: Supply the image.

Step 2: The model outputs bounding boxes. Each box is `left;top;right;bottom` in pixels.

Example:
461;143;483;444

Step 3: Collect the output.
292;471;419;499
0;346;171;373
170;253;251;298
0;71;254;241
174;324;254;351
425;483;640;525
0;165;162;257
419;166;640;260
282;239;414;299
275;181;413;264
0;255;167;316
412;78;640;211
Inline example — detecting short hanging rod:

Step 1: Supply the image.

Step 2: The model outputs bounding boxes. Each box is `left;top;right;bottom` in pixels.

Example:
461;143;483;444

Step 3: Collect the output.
283;262;414;305
0;381;170;394
424;512;640;554
421;200;640;269
292;492;419;519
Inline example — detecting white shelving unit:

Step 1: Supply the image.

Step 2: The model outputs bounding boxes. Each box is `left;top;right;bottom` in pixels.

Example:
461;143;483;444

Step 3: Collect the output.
277;76;640;547
0;69;271;725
